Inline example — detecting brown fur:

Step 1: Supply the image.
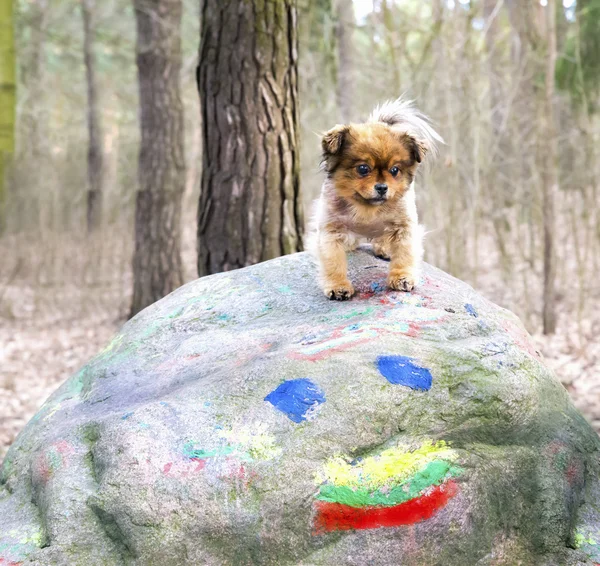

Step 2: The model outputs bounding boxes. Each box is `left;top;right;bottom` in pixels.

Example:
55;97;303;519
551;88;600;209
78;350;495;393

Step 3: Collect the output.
314;119;433;300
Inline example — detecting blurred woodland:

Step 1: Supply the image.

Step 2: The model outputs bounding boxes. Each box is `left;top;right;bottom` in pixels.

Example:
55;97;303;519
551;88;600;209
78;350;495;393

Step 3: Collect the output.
1;0;600;457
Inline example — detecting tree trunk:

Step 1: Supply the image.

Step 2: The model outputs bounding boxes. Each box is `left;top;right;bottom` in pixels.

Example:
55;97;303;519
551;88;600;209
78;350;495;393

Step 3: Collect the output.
541;0;558;335
334;0;354;122
197;0;304;277
130;0;185;318
0;0;15;234
81;0;104;232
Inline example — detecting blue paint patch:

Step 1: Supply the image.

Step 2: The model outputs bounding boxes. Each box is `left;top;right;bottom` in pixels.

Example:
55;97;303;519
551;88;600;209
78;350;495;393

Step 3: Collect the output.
376;355;433;391
464;303;478;317
248;274;264;286
370;280;387;293
121;411;134;420
265;378;326;423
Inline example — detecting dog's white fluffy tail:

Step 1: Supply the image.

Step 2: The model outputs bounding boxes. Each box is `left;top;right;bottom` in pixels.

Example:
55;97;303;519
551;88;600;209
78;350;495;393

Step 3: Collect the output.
368;98;444;157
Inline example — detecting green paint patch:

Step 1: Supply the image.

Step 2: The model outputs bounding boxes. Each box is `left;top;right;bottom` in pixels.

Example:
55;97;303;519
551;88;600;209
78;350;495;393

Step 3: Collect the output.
574;526;600;562
93;333;138;370
167;306;186;319
0;526;45;561
575;528;598;548
183;442;243;461
183;425;281;464
339;306;376;320
32;367;93;423
1;453;13;479
59;372;85;399
96;333;124;360
316;460;462;508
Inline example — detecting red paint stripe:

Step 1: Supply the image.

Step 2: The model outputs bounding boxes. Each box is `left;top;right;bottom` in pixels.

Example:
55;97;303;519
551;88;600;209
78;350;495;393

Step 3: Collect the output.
313;480;459;534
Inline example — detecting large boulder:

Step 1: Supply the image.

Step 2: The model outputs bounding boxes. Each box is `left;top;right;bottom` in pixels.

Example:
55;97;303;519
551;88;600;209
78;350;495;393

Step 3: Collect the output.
1;248;600;566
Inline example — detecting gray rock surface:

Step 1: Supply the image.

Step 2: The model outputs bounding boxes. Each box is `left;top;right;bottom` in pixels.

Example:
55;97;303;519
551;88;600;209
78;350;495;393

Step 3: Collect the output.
1;248;599;565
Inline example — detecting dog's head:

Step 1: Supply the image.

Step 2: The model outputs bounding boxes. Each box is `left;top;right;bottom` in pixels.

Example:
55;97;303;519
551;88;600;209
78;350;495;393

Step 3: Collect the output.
321;99;441;209
321;122;427;207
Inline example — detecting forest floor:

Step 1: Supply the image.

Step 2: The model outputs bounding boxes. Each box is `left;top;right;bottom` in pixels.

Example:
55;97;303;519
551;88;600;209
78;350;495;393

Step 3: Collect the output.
1;232;599;459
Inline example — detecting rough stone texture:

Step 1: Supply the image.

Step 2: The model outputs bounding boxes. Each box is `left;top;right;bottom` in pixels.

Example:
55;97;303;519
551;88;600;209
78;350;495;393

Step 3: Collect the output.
1;248;599;566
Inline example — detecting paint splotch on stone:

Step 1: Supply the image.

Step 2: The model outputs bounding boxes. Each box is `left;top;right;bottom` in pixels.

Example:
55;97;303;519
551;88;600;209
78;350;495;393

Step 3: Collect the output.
264;378;325;423
289;307;445;362
0;525;44;566
316;441;458;488
313;441;462;533
0;247;599;566
184;424;282;462
377;355;433;390
313;441;462;534
464;303;478;317
313;480;459;533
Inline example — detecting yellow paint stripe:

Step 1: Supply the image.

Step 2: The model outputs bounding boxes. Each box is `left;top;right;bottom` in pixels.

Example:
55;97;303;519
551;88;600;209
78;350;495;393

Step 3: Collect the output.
316;440;457;490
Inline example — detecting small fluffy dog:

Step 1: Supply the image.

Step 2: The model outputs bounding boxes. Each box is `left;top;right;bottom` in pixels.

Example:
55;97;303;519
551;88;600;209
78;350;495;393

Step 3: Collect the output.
312;98;442;300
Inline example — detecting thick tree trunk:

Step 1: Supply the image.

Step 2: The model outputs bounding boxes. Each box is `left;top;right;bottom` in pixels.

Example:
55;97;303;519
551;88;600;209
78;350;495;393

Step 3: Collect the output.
197;0;304;277
130;0;185;318
81;0;104;232
0;0;15;234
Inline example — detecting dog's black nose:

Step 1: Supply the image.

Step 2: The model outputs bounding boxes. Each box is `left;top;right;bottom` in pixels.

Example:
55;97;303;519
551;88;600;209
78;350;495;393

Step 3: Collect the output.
375;183;388;196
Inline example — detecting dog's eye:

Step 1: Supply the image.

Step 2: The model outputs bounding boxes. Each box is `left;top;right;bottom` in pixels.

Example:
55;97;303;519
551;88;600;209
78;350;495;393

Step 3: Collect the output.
356;164;370;176
390;166;400;177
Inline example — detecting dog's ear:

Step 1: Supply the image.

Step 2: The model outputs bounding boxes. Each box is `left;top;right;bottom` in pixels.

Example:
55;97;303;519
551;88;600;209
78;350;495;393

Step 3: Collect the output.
321;125;350;173
322;125;349;158
400;134;427;164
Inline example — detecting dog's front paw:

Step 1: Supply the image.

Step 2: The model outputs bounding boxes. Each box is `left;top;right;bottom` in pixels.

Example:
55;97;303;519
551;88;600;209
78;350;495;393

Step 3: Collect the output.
324;280;355;301
387;273;415;292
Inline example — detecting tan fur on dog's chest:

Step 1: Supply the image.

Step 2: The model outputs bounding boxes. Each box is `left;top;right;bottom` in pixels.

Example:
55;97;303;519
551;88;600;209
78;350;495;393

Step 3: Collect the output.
342;216;394;239
333;203;408;240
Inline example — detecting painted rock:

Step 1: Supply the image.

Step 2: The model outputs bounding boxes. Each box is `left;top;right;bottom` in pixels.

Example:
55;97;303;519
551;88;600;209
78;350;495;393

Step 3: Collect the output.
1;248;600;566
